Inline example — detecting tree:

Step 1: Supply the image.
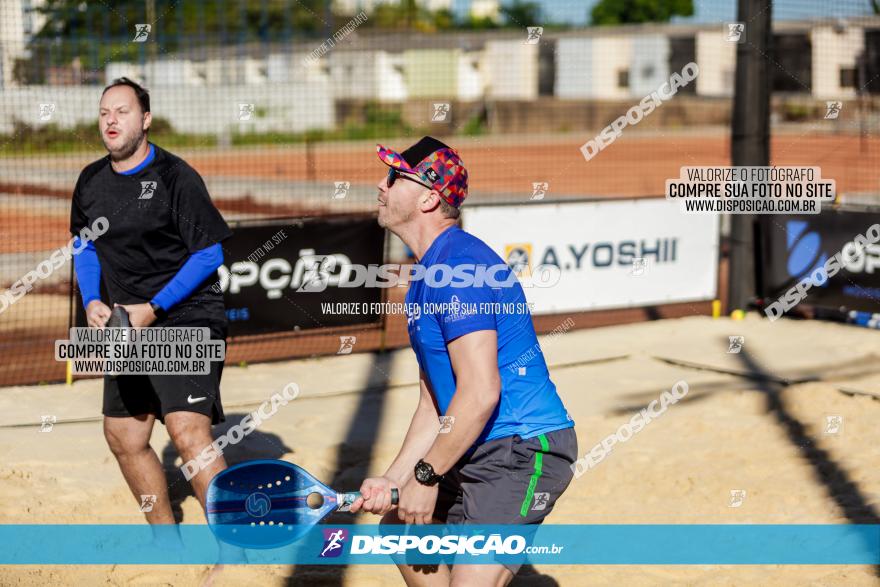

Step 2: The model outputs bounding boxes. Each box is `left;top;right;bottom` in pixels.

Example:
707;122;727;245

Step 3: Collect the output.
501;0;542;26
431;9;455;30
31;0;325;47
371;0;436;30
590;0;694;26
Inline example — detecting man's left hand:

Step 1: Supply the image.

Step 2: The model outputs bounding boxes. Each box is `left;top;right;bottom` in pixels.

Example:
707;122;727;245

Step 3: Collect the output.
117;303;156;328
398;478;439;525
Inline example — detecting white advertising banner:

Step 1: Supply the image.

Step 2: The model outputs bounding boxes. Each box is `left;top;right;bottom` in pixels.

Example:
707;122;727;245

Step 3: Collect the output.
463;199;720;315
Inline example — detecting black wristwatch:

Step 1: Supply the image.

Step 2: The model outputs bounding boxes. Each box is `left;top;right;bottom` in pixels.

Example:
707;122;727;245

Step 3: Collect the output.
149;301;167;321
414;459;443;486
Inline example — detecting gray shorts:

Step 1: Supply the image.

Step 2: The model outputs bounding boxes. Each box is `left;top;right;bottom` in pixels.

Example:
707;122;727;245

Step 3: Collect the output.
433;426;578;575
435;426;578;525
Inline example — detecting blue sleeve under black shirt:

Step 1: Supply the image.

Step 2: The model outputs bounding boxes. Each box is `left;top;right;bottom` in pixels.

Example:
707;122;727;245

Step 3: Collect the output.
69;143;232;323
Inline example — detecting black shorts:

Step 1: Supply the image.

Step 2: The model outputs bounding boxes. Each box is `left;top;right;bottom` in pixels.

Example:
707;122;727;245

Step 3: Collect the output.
102;319;226;425
432;426;578;575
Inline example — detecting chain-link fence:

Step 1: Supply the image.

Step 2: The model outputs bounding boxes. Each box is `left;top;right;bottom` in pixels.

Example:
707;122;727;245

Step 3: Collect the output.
2;1;878;386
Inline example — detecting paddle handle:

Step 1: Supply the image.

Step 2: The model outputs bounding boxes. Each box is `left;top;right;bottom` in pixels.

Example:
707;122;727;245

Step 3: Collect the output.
105;306;132;378
337;488;399;512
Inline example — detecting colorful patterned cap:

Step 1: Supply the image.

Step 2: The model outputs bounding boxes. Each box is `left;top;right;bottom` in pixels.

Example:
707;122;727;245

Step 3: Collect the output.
377;136;468;208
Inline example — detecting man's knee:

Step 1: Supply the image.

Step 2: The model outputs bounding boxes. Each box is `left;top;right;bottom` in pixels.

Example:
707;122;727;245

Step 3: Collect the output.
104;417;151;457
166;413;213;460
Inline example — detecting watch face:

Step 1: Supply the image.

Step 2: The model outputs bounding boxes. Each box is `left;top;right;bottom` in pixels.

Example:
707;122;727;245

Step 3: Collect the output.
415;461;434;484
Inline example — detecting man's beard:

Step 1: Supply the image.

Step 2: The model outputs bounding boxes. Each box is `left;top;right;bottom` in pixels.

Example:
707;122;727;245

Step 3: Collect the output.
104;129;145;162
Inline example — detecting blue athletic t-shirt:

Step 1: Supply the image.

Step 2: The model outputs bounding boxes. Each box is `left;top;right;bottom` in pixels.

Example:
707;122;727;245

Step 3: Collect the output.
404;225;574;444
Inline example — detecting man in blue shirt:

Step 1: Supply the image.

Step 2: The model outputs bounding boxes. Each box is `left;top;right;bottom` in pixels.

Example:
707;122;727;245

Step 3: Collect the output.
351;137;577;585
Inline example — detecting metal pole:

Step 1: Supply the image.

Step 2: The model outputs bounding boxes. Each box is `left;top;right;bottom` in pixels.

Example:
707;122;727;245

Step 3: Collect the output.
729;0;772;312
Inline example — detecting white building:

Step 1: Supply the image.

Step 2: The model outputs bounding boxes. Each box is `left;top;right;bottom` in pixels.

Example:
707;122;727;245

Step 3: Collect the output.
326;50;407;101
555;36;632;100
484;40;538;100
403;48;484;100
266;53;327;85
0;0;46;87
811;25;865;99
630;35;671;96
694;29;736;97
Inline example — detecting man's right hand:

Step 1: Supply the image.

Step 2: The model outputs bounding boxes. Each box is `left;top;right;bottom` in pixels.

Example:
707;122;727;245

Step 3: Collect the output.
349;476;398;515
86;300;112;327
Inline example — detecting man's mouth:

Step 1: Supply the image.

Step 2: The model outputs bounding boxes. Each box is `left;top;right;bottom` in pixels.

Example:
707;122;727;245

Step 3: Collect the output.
105;129;119;139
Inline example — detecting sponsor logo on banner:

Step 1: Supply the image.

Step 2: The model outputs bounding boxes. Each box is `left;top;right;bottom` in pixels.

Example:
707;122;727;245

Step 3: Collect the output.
505;243;533;276
506;239;679;274
785;220;828;284
216;249;354;299
761;215;880;319
463;200;720;315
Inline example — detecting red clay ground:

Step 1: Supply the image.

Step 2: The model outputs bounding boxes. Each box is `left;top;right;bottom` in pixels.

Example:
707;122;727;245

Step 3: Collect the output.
4;132;876;255
0;129;865;385
186;133;880;197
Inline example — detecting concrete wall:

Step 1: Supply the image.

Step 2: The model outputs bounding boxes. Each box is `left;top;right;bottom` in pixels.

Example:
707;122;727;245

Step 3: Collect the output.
487;96;731;135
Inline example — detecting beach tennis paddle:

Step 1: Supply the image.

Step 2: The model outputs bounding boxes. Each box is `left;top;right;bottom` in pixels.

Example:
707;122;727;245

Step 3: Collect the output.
105;306;131;378
206;459;398;549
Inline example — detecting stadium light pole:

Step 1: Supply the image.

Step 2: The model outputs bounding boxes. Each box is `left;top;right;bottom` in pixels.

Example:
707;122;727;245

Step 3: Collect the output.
729;0;772;312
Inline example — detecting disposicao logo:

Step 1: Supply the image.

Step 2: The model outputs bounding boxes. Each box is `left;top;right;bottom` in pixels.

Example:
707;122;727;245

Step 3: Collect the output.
320;528;348;558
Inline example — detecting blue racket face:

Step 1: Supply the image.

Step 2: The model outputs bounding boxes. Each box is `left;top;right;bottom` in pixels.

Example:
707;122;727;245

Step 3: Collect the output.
206;460;338;549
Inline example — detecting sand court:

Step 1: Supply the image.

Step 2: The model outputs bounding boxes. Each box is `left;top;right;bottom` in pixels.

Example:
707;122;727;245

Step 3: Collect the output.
0;314;878;585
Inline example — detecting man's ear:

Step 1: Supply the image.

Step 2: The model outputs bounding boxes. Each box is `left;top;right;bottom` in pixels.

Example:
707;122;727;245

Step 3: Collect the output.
142;111;152;132
420;190;442;212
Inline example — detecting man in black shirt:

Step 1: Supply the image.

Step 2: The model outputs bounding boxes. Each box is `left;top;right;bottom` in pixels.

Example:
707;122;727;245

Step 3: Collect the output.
70;78;233;531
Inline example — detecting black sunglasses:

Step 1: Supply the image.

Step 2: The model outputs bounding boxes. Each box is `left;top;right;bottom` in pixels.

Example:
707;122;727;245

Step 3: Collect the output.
387;168;432;190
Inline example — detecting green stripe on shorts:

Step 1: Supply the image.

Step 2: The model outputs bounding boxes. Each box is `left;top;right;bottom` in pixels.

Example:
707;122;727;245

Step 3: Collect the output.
519;433;550;517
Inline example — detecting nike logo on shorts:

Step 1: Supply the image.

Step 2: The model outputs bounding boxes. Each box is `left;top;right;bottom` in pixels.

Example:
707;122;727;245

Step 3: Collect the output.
187;395;207;404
